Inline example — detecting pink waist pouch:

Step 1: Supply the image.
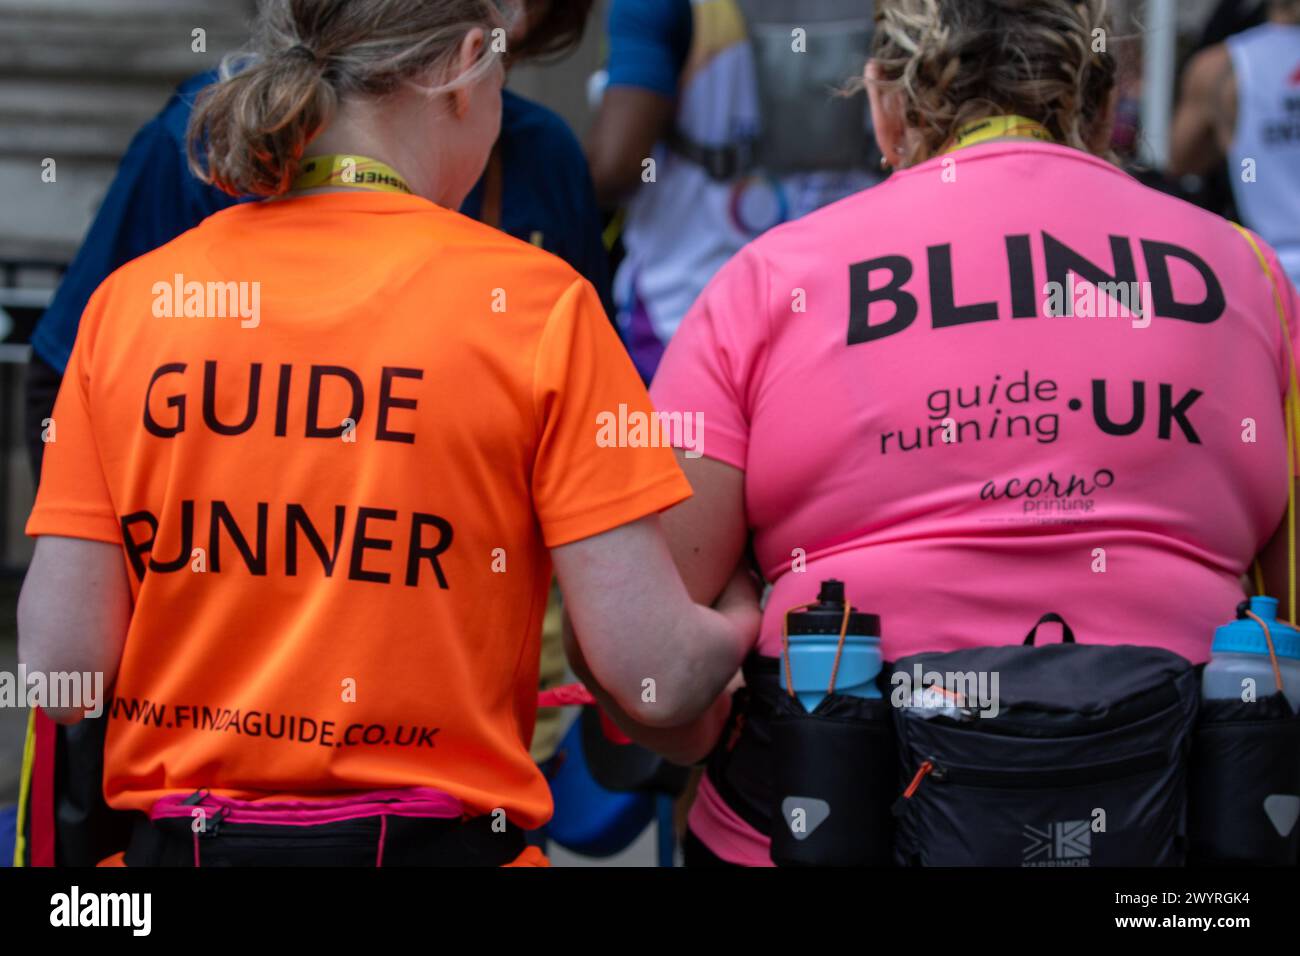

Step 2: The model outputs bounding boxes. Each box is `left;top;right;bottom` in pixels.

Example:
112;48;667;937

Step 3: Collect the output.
150;787;464;828
142;788;475;866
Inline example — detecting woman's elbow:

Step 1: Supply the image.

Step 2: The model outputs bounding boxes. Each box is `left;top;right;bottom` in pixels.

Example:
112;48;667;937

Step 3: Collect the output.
617;682;710;729
17;577;111;722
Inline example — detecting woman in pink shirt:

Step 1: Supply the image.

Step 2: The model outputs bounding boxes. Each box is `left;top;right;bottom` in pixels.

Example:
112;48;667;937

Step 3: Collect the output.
646;0;1300;866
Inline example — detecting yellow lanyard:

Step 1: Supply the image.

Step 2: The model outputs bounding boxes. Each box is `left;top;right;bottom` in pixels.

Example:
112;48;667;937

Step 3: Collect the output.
944;116;1054;154
1237;222;1300;625
292;155;413;195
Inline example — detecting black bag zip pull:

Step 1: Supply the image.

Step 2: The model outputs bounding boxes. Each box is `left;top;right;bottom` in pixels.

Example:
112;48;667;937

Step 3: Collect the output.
199;806;228;839
180;788;209;806
892;759;939;816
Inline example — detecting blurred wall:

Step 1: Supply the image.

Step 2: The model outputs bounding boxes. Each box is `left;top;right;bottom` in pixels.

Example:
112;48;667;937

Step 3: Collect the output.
0;0;253;263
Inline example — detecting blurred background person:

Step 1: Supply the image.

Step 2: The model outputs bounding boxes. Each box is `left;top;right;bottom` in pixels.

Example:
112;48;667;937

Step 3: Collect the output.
584;0;883;381
1170;0;1300;287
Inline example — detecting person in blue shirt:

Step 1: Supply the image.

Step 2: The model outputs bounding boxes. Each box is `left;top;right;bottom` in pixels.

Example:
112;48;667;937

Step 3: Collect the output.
25;0;605;480
462;88;611;315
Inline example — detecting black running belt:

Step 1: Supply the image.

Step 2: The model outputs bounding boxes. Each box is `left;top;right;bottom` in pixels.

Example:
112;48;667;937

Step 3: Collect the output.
124;811;527;867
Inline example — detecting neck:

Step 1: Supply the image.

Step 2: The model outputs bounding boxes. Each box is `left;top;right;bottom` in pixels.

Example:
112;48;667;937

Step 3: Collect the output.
299;97;457;207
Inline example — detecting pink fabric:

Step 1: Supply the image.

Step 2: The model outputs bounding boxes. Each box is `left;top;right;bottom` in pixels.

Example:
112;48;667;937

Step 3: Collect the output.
150;787;463;827
537;683;597;707
687;777;773;867
652;141;1300;865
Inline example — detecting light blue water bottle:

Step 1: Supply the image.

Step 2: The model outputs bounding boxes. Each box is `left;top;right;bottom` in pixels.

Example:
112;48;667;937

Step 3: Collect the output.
779;579;882;712
1203;596;1300;712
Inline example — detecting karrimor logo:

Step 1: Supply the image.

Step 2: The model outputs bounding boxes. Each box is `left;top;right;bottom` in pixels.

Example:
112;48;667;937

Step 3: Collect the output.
152;273;261;328
595;404;704;459
1022;820;1092;867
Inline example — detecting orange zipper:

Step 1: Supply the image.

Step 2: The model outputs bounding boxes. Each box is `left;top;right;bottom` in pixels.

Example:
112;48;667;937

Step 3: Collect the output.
902;760;934;799
892;760;936;817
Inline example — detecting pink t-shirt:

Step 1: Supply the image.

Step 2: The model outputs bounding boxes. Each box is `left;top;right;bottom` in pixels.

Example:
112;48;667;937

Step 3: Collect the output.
651;141;1300;866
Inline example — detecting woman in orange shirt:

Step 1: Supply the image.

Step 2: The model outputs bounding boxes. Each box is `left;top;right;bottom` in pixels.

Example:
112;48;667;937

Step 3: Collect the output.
17;0;756;866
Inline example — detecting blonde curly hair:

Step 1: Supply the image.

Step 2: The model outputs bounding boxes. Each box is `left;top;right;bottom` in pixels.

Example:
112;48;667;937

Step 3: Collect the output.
870;0;1118;167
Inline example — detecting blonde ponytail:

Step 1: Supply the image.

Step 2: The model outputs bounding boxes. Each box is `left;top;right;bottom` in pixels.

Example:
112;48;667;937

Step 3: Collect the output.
188;0;509;198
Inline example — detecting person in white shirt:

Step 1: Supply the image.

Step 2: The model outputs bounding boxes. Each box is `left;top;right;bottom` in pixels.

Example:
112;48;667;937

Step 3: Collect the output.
1170;0;1300;288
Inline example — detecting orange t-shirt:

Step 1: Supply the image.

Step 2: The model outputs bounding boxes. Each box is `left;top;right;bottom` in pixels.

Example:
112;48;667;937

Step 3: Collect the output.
27;192;690;827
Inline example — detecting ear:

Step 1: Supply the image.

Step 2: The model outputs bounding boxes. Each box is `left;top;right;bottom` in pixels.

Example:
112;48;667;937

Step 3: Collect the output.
866;59;905;165
451;27;489;119
1086;85;1120;155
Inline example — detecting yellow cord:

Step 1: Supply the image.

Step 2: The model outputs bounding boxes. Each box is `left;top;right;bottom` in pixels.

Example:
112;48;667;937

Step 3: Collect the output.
1233;223;1299;624
1244;609;1287;694
13;710;36;866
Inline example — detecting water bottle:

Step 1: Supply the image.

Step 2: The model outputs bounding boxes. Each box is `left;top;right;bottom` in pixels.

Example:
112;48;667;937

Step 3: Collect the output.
1203;596;1300;712
778;579;882;712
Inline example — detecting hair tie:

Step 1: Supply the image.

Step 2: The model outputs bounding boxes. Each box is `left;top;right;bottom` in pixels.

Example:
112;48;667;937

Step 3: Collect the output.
285;44;320;65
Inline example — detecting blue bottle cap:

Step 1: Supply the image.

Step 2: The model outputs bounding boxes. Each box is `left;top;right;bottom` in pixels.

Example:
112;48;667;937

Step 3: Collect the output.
1211;596;1300;660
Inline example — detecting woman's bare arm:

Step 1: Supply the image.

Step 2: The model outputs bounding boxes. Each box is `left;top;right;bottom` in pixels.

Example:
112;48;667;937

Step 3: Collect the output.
558;454;756;763
562;567;754;765
18;536;131;724
551;510;756;730
659;454;750;605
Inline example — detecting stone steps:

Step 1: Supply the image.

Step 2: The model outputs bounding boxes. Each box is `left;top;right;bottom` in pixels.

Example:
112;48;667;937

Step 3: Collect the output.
0;0;253;257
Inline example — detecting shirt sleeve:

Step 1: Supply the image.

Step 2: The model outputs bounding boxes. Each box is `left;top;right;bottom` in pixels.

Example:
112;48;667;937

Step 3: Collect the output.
533;277;692;547
26;284;121;544
605;0;693;98
649;245;770;472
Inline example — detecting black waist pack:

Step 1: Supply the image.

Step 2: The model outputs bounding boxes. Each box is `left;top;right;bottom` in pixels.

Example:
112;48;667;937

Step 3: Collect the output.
125;810;525;867
705;656;897;867
891;614;1199;867
1189;690;1300;866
